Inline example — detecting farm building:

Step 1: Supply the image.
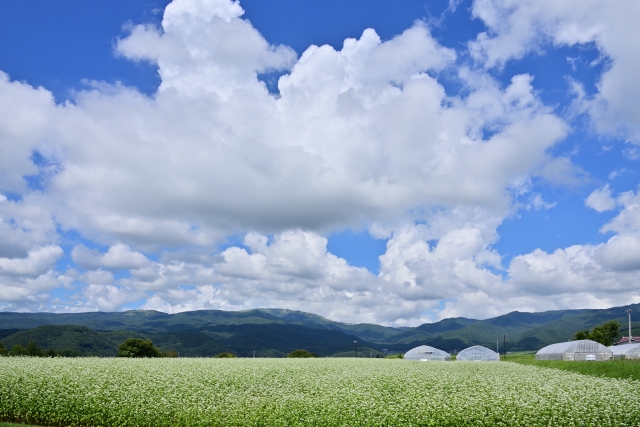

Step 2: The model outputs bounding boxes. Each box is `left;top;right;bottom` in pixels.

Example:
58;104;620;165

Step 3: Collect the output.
536;340;613;361
404;345;451;361
609;343;640;360
456;345;500;361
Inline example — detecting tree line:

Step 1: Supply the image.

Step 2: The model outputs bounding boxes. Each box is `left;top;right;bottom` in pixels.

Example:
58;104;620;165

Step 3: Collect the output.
0;340;84;357
1;338;324;359
0;338;176;358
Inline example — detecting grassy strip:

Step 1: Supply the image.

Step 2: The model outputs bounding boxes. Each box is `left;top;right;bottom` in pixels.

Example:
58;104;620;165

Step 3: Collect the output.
0;423;45;427
507;353;640;381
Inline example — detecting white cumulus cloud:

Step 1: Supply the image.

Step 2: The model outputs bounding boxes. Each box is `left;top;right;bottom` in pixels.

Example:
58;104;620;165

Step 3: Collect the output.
585;185;616;212
469;0;640;143
72;243;151;270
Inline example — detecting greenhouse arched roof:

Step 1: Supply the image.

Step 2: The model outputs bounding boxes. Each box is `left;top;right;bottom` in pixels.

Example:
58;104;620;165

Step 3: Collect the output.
404;345;451;361
456;345;500;361
609;343;640;359
536;340;613;361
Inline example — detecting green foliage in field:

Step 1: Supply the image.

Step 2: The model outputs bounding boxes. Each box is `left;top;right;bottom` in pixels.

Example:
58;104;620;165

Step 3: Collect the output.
0;422;43;427
8;345;24;356
0;341;7;356
573;320;621;346
213;352;237;358
8;341;44;357
117;338;162;358
2;358;639;427
383;353;403;359
509;353;640;381
287;349;317;358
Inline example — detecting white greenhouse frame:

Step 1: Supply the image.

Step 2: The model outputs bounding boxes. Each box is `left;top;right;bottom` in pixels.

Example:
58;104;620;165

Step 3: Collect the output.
404;345;451;361
456;345;500;362
536;340;613;361
609;343;640;360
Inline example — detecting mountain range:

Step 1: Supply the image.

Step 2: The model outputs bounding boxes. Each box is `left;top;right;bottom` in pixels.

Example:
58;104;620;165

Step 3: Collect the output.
1;304;638;357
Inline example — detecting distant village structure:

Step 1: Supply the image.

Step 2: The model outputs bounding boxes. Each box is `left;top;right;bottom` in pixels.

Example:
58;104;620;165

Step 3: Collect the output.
615;336;640;345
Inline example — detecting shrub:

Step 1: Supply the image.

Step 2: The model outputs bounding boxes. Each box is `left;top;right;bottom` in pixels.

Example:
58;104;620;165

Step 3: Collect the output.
287;349;318;358
117;338;162;358
384;353;404;359
214;352;237;358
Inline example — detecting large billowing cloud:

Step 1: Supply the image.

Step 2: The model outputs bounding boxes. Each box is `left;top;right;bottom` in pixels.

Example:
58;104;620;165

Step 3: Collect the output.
1;0;567;248
1;0;639;323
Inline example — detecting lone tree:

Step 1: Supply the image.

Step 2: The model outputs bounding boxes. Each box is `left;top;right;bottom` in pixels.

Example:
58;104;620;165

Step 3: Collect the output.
287;349;318;358
214;352;237;358
117;338;162;358
574;320;621;346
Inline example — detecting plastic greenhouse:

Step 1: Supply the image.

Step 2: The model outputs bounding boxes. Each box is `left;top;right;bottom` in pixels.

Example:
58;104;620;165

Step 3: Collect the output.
609;343;640;360
404;345;451;361
456;345;500;361
536;340;613;361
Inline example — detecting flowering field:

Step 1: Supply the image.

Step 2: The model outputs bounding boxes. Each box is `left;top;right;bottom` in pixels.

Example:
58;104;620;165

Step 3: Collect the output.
1;358;639;427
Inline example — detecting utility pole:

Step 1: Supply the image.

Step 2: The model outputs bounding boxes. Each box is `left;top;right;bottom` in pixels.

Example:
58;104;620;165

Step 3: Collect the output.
496;339;499;355
503;334;506;360
354;340;358;358
625;309;633;343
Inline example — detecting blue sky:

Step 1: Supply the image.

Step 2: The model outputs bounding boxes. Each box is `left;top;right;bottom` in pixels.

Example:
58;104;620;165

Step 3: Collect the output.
0;0;639;325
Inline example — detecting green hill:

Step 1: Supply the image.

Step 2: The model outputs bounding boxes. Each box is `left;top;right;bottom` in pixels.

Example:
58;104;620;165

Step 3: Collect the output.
0;323;378;358
1;303;639;356
0;325;230;357
2;325;144;356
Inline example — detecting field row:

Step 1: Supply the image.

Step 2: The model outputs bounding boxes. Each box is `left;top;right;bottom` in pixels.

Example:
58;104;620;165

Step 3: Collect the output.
1;358;639;427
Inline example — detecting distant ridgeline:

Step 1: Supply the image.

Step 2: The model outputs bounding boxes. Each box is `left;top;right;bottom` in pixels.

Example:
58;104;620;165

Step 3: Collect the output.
1;304;639;357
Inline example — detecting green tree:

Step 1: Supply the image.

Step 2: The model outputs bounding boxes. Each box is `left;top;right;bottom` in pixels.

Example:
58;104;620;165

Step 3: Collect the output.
573;320;621;346
25;340;44;357
591;320;621;346
9;344;26;356
117;338;162;358
214;352;237;358
287;349;318;358
574;330;590;340
46;347;56;358
0;341;7;356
